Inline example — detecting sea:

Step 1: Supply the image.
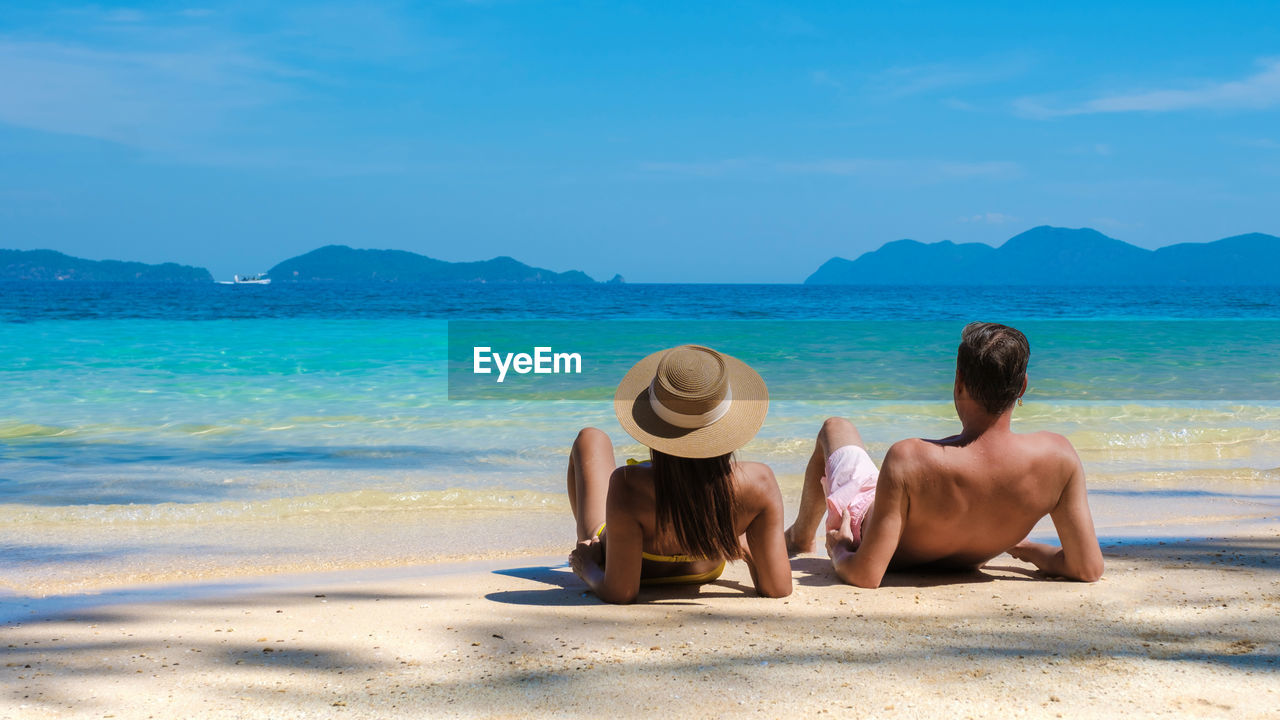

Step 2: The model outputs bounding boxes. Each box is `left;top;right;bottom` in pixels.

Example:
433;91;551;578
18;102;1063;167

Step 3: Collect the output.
2;282;1279;595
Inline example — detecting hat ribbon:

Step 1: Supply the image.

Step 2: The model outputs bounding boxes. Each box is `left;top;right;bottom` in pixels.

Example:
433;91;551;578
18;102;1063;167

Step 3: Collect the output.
647;382;733;429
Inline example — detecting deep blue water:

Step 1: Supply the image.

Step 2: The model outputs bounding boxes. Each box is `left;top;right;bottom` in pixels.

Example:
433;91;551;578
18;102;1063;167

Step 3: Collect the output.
4;282;1280;321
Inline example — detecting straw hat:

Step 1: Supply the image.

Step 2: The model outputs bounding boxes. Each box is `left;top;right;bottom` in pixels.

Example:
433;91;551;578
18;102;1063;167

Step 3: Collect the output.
614;345;768;458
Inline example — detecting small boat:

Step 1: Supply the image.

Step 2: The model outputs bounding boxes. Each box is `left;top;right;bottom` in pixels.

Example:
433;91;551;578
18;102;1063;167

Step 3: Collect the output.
228;273;271;285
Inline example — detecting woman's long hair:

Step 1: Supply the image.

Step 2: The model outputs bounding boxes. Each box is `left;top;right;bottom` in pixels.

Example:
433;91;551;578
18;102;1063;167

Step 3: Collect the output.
649;449;742;561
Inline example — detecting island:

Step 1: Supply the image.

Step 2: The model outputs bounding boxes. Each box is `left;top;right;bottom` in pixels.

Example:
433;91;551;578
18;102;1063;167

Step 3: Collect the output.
268;245;596;284
0;249;213;282
805;226;1280;285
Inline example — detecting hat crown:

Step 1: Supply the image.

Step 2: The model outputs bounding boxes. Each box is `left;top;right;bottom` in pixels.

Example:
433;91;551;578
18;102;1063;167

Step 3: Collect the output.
652;345;728;416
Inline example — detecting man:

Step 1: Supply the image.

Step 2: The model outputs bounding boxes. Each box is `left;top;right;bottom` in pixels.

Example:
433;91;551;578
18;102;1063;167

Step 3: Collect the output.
785;322;1104;588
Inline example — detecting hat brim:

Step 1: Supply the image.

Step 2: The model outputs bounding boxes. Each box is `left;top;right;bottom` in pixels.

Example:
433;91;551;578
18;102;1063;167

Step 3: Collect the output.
614;348;769;459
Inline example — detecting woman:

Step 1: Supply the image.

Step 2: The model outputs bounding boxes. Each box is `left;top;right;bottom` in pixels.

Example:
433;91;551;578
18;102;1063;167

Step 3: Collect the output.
567;344;792;603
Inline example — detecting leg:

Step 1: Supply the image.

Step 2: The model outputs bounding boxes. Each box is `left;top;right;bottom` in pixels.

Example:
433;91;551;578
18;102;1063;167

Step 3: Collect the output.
785;417;866;553
566;427;617;541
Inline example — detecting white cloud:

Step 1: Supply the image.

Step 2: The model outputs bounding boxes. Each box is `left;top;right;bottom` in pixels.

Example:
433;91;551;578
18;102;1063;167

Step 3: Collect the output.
769;14;819;37
0;39;299;154
104;8;147;23
775;158;892;175
1064;142;1113;156
940;97;978;112
936;161;1022;179
878;65;986;97
777;158;1020;181
959;213;1017;225
640;157;1022;183
813;57;1027;105
0;4;446;167
1091;217;1144;231
637;159;758;177
870;56;1031;98
810;70;845;92
1236;137;1280;150
1016;58;1280;118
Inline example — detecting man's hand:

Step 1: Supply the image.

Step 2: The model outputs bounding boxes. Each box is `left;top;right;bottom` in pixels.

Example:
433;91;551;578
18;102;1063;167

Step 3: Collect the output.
1007;538;1033;557
1006;539;1043;567
1006;538;1102;581
824;507;858;559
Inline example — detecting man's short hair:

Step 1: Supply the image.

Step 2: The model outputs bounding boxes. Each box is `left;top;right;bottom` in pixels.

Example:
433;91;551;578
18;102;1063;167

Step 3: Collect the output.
957;322;1030;415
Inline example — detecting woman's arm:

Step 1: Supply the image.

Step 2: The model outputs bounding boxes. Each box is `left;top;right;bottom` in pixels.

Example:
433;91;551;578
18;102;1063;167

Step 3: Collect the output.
574;467;644;604
742;466;793;598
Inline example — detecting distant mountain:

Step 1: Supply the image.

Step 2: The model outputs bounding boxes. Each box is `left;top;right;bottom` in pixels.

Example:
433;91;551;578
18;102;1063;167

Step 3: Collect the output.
805;226;1280;285
807;239;995;285
1151;233;1280;284
269;245;596;284
0;249;213;282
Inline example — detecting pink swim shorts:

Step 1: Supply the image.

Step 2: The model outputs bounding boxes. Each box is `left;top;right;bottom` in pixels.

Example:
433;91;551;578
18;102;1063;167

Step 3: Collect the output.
821;445;881;547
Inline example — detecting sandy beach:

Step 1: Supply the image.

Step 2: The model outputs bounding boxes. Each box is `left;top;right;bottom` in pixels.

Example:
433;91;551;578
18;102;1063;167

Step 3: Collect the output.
3;523;1276;720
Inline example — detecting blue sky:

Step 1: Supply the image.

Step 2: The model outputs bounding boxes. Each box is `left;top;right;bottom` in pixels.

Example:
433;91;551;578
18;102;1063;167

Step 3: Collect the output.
2;2;1278;282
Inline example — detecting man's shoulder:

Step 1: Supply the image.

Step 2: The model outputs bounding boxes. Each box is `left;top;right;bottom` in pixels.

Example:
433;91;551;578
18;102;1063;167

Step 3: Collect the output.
1020;430;1079;460
880;438;934;482
885;437;937;463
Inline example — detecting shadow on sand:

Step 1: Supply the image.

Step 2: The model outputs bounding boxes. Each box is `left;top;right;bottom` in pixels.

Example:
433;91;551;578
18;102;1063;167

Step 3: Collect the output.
487;564;776;606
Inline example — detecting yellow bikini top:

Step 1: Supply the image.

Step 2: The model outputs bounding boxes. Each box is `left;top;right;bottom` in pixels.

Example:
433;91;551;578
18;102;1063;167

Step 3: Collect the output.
617;457;707;563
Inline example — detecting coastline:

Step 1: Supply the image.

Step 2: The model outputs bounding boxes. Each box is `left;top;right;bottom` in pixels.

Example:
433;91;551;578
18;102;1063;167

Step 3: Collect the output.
3;523;1277;720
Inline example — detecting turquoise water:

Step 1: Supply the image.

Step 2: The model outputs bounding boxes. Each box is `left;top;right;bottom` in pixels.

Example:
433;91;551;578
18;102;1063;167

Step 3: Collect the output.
2;284;1279;592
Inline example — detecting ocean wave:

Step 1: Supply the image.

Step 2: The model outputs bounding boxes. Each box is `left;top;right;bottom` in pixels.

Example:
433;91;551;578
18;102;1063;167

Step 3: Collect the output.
3;401;1278;441
0;488;565;526
0;422;73;439
1087;467;1280;487
1066;427;1280;453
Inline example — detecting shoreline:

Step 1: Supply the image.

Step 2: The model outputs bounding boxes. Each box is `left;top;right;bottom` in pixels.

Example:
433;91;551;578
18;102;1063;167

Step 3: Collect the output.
3;528;1277;719
5;475;1276;598
3;523;1276;621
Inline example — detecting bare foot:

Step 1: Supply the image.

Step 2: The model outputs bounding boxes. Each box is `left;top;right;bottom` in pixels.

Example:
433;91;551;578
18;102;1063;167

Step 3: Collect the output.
784;525;815;555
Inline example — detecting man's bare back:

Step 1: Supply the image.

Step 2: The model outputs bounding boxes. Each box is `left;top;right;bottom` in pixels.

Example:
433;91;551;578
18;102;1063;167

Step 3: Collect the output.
871;428;1096;570
785;322;1104;588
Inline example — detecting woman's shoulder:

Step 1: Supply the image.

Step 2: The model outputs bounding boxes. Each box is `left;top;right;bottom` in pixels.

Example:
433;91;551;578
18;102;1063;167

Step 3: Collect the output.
732;460;776;480
609;461;654;495
731;461;781;502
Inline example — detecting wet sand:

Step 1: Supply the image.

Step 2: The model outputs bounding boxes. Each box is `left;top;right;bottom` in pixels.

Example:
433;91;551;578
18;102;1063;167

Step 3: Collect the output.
6;469;1277;599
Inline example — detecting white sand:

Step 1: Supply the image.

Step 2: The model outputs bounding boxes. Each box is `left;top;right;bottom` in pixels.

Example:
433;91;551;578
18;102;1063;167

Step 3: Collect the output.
3;529;1277;719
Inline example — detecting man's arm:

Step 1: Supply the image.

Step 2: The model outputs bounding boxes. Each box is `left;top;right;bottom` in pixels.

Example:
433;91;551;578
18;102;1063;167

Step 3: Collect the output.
828;453;908;589
1007;444;1104;582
